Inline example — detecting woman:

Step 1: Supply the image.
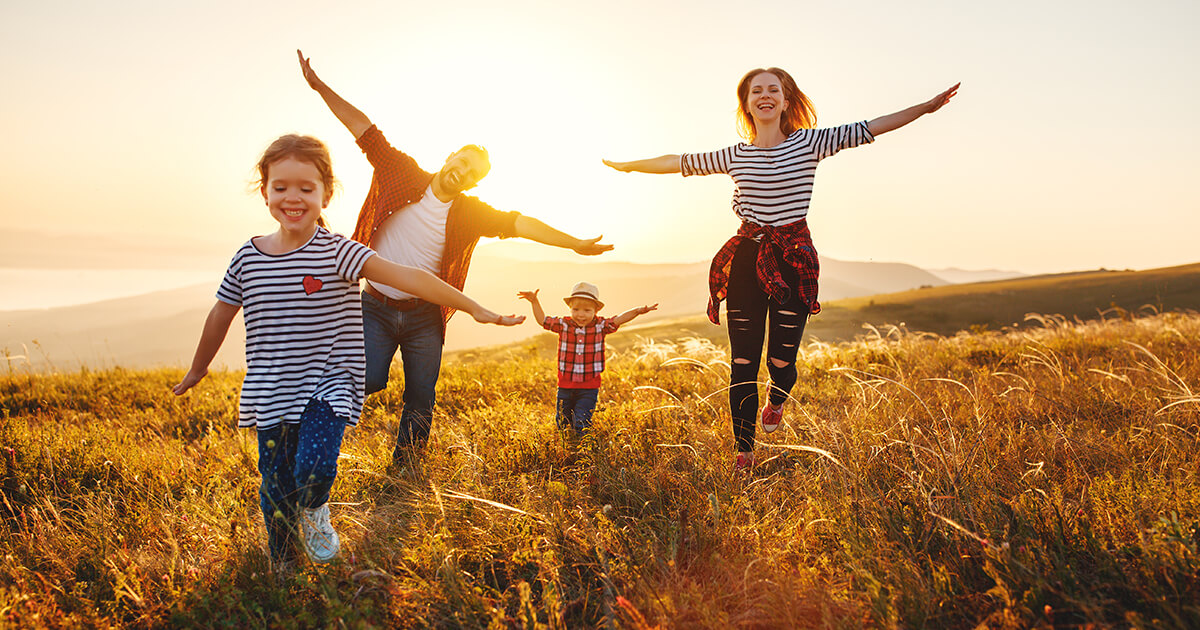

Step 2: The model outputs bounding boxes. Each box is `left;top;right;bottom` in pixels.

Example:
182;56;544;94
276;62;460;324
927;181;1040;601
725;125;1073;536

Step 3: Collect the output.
604;68;958;472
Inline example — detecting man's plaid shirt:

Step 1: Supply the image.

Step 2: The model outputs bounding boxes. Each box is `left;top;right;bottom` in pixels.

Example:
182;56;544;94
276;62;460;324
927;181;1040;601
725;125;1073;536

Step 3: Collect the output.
707;218;821;324
351;125;519;338
543;316;620;388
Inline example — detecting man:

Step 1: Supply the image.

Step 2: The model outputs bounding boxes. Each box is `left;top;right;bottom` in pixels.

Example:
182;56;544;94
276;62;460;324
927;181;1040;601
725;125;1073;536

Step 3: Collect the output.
297;51;612;463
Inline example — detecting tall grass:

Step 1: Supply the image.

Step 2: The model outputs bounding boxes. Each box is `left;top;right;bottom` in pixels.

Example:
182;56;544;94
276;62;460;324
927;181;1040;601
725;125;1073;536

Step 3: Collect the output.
1;312;1197;628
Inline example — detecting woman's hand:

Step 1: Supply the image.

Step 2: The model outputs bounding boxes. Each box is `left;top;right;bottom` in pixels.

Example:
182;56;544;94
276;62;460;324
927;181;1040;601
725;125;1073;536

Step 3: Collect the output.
602;159;633;172
924;83;960;115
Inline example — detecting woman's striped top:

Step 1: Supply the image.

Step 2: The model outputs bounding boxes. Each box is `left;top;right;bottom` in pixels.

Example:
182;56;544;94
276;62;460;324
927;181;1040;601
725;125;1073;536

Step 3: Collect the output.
681;121;874;226
217;227;375;429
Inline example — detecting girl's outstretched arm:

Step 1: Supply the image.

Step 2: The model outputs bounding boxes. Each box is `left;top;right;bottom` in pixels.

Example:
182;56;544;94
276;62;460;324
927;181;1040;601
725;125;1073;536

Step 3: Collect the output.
602;155;681;174
298;49;373;140
867;83;960;136
611;303;658;326
361;256;524;326
517;290;547;324
173;300;241;395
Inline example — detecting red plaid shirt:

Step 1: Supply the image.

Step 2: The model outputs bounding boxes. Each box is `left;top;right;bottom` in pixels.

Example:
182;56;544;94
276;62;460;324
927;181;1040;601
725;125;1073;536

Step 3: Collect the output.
352;125;519;338
707;219;821;324
543;316;619;388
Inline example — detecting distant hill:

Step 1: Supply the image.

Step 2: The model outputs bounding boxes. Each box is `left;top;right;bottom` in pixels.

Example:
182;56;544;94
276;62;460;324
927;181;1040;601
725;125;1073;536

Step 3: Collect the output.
927;267;1028;284
1;253;946;371
455;263;1200;363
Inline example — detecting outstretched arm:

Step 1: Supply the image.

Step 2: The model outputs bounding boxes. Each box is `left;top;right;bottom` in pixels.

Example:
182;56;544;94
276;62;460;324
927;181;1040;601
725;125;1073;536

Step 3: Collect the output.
866;83;959;136
516;290;547;324
512;215;613;256
602;155;681;174
297;49;373;140
611;303;658;326
173;300;241;395
361;256;524;326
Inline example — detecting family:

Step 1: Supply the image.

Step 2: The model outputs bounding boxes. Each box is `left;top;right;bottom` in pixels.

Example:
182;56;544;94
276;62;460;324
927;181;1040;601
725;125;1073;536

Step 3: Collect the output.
172;50;958;570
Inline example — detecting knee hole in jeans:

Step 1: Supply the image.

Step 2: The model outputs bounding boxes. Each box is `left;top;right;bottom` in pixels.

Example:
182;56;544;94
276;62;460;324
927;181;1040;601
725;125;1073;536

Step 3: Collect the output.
732;358;753;365
769;357;791;368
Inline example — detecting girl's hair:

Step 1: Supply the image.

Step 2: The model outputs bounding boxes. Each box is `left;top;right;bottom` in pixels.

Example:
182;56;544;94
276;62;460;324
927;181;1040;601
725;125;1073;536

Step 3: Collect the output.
735;67;817;142
254;134;337;228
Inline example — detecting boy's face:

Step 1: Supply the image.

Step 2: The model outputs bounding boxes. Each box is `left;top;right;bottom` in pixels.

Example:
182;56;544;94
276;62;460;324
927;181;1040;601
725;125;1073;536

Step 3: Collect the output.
568;298;598;327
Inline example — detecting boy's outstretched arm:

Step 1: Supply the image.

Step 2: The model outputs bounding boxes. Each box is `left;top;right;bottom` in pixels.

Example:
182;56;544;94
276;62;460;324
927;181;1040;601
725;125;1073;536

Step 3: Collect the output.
297;49;373;140
611;303;658;326
361;256;523;326
517;290;547;324
173;300;240;395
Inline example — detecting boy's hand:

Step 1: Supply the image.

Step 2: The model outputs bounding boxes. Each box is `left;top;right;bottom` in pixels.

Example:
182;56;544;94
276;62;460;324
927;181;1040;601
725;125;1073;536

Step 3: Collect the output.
638;304;659;315
517;290;540;302
172;368;207;396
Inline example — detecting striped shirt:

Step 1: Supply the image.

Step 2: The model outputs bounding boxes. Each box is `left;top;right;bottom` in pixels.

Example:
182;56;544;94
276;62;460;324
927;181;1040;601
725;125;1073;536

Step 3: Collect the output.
681;121;874;226
216;228;375;429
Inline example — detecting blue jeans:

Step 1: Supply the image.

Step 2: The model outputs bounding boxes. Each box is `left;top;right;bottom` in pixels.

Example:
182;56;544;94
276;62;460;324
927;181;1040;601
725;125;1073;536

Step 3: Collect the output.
256;398;347;563
362;293;444;456
556;387;599;434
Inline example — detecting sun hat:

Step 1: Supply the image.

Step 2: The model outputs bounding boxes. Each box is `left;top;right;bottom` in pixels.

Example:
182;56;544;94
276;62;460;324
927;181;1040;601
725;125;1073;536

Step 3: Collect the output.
563;281;604;309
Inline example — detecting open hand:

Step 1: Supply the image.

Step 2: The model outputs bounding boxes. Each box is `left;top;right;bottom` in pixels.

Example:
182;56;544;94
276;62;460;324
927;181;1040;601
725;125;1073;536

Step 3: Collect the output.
637;304;659;315
573;236;613;256
602;159;632;172
517;290;540;302
472;307;525;326
925;82;960;114
172;369;207;396
297;49;323;90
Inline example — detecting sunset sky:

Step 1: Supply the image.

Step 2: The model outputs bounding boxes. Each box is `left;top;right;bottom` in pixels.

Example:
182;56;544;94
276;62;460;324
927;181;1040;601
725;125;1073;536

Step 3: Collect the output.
2;0;1198;276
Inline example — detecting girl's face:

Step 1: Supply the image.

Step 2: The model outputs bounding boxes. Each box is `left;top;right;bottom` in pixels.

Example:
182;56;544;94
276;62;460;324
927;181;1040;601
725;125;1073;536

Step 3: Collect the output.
261;156;328;237
745;72;788;126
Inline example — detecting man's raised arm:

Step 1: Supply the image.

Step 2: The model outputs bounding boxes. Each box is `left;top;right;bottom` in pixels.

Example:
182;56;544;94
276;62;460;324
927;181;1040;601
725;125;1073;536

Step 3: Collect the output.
297;49;373;140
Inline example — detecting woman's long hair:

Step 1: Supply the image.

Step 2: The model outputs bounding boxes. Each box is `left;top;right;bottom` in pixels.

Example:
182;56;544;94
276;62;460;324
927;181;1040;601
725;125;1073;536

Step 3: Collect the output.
736;67;817;142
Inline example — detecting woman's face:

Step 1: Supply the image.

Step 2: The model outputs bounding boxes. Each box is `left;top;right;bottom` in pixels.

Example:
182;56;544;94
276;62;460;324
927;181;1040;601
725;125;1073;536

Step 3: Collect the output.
744;72;788;126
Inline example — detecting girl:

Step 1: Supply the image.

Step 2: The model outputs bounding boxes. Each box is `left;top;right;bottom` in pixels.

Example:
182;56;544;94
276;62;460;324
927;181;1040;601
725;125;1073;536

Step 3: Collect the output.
604;69;957;472
173;134;522;570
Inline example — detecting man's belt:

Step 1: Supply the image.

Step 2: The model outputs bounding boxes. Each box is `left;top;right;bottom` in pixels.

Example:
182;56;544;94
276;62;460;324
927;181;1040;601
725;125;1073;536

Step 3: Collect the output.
364;284;424;311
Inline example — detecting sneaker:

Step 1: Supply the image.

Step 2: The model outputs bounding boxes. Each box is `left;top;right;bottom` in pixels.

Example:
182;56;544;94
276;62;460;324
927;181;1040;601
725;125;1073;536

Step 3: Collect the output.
760;402;783;434
735;452;755;473
300;503;340;564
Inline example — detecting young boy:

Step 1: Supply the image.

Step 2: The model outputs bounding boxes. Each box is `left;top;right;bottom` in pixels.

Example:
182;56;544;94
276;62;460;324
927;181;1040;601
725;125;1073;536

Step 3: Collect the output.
518;282;657;435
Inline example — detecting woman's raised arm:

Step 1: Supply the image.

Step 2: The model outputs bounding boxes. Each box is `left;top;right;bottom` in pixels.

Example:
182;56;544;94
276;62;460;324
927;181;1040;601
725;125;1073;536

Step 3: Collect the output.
866;83;960;137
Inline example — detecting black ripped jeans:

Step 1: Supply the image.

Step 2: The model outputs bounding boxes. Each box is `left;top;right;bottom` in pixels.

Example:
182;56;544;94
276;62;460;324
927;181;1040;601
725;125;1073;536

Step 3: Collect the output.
725;238;810;453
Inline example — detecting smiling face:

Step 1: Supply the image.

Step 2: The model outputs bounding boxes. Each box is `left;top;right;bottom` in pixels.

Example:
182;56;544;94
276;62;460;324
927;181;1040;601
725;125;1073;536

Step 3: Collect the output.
568;298;598;327
433;146;490;200
261;156;329;239
744;71;788;127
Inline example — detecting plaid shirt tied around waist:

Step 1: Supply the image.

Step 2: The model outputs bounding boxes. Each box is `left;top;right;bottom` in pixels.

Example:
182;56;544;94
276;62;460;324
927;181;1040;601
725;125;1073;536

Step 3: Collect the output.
707;219;821;324
544;316;619;384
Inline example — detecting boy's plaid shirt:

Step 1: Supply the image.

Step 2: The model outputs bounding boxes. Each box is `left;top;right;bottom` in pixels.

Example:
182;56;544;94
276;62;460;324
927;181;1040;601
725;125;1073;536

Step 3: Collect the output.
543;316;620;384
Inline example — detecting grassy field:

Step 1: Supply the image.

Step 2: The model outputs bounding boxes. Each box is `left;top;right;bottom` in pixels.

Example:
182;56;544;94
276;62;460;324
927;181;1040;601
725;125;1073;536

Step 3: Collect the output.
2;307;1199;627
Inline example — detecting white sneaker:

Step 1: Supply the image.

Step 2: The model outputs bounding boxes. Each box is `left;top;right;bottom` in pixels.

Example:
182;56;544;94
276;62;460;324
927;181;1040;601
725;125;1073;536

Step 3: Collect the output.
300;503;340;563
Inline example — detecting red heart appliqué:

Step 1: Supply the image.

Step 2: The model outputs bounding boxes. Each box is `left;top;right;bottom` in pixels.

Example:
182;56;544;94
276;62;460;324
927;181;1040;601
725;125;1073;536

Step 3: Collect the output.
302;275;323;295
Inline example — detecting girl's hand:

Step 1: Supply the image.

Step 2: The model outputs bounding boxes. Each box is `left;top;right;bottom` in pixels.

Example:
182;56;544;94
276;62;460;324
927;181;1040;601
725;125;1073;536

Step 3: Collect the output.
172;368;207;396
924;83;960;114
517;290;540;302
472;307;525;326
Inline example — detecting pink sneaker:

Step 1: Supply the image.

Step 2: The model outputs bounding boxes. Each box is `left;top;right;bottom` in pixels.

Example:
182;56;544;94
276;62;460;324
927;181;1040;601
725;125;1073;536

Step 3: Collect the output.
735;452;755;473
760;402;783;433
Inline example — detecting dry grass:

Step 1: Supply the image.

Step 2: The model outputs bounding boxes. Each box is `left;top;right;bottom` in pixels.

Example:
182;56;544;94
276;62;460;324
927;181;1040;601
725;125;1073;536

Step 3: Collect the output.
1;311;1198;628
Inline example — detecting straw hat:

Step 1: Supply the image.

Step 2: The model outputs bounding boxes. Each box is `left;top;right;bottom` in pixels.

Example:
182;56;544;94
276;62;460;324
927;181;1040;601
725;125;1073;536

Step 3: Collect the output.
563;281;603;309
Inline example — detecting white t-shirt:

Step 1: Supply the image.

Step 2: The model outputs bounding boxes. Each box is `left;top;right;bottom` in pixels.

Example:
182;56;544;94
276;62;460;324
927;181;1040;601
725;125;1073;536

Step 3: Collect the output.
368;185;450;299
